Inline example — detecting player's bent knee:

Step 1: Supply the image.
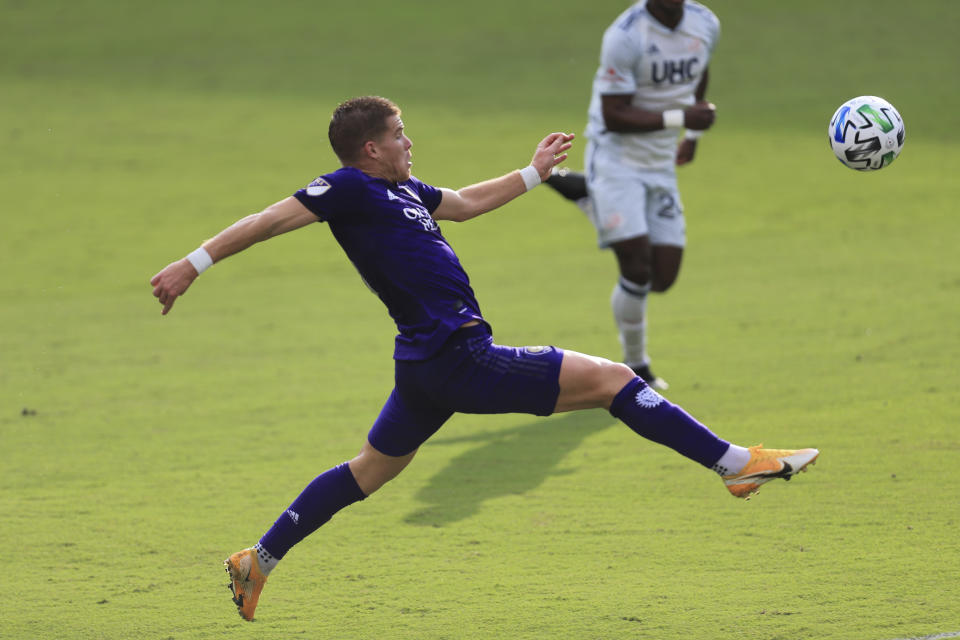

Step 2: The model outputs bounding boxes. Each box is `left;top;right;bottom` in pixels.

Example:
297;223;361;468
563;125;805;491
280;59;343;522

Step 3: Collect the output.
557;351;642;411
620;264;652;287
587;359;636;404
350;442;416;495
606;361;638;391
588;361;637;409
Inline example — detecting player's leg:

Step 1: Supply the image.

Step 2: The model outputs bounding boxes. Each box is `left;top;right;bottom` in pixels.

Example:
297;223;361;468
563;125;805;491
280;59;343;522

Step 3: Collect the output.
436;328;732;474
612;242;682;388
438;333;818;497
348;439;418;494
551;349;636;412
554;350;728;467
650;244;683;293
587;154;668;388
252;438;417;569
224;454;372;621
225;385;450;621
611;179;688;385
615;242;683;386
553;350;819;496
609;235;661;386
645;183;686;293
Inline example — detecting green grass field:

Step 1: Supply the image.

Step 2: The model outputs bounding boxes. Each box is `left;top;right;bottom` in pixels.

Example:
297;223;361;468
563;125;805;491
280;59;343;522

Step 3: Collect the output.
3;1;959;638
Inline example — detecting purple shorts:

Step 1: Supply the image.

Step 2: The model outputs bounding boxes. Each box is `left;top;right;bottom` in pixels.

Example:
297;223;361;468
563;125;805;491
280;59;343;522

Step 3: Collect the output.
368;324;564;456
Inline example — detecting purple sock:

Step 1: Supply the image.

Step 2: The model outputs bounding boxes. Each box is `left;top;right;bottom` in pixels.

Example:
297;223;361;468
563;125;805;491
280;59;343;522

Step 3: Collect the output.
609;378;730;469
258;462;366;559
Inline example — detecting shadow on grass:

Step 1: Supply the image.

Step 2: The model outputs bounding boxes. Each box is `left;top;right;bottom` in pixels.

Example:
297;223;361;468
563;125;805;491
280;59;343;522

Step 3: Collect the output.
405;409;617;526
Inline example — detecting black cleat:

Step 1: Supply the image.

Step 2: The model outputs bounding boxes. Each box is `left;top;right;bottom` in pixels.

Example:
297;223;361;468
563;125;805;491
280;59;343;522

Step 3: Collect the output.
544;168;589;202
630;364;669;390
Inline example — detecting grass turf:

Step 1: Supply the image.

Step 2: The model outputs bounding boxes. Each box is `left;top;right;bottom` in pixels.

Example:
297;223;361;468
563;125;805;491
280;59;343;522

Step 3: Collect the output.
2;1;959;638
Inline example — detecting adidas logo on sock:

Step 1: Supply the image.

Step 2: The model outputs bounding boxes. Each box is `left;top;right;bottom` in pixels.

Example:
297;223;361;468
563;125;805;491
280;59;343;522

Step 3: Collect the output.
286;509;300;524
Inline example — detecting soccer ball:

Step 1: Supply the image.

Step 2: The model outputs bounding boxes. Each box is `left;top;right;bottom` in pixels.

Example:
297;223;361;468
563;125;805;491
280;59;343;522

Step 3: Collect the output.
828;96;905;170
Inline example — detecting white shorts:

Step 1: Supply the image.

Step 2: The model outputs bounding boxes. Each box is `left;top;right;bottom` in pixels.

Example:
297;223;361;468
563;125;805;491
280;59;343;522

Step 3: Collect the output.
582;140;686;248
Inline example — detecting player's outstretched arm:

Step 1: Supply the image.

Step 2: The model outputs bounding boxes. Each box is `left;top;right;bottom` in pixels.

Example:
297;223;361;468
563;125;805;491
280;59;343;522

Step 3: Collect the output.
150;196;316;315
433;132;574;222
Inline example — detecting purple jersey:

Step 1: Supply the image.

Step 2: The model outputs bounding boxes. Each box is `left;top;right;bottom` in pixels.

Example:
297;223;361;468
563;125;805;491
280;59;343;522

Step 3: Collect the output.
293;167;487;360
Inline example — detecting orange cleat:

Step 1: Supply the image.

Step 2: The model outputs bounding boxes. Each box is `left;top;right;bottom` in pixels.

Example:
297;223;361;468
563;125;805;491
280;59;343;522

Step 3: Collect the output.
723;445;819;499
224;548;268;621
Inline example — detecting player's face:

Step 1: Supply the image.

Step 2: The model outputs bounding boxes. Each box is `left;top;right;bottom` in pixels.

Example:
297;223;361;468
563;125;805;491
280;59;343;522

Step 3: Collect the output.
375;115;413;183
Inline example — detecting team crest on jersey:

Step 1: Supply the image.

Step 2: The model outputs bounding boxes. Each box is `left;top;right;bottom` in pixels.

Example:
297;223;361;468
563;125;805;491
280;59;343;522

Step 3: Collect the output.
306;178;331;196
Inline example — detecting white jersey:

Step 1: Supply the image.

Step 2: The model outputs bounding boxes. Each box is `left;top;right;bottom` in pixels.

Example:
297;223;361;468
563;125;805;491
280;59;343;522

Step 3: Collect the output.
585;1;720;171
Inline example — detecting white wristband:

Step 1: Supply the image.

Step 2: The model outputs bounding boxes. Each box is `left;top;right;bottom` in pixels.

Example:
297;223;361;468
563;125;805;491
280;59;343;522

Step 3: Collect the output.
684;129;703;140
186;247;213;274
662;109;685;129
519;165;541;192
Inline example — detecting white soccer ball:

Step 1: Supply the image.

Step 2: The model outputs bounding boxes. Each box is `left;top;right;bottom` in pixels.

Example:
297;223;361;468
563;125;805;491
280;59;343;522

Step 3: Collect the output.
828;96;905;171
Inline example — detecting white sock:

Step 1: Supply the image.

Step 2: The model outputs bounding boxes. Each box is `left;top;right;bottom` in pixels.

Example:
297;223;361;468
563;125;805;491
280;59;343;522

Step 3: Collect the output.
611;277;651;367
711;444;752;476
254;542;279;576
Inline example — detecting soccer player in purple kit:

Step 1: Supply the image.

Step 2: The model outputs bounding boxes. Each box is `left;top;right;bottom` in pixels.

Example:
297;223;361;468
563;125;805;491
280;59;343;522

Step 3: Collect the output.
150;96;818;622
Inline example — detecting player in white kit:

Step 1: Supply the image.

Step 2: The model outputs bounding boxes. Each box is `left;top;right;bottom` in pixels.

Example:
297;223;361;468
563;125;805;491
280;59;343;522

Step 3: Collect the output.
546;0;720;389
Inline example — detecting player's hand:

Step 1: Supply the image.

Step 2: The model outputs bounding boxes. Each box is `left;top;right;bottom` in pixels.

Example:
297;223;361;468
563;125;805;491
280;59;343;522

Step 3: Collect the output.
676;138;697;166
683;101;716;131
150;259;199;315
531;132;575;181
